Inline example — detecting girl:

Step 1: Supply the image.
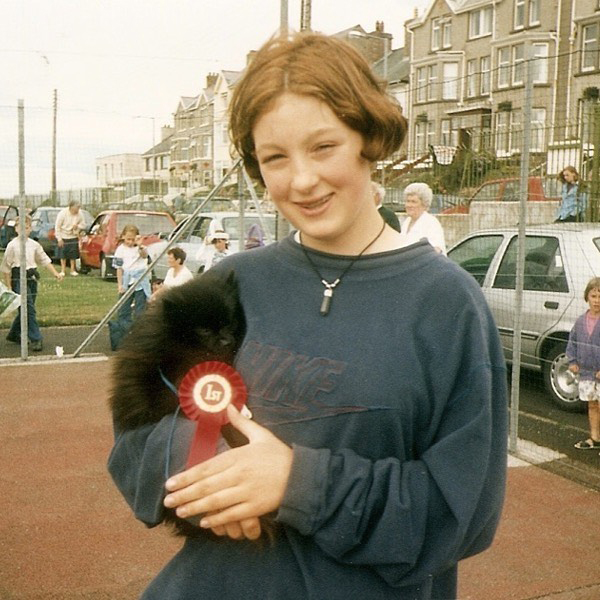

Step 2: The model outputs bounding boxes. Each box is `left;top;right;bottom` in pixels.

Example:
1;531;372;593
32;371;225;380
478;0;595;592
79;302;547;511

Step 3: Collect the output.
555;166;587;223
109;33;507;599
567;277;600;450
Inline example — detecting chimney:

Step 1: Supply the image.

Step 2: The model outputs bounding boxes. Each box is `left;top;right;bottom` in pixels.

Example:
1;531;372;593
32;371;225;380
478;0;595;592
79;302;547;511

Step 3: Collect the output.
375;21;384;33
161;125;174;141
206;72;218;88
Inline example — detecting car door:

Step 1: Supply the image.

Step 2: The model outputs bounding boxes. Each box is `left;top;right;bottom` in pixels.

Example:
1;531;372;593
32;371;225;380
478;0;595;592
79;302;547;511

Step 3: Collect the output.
80;214;109;268
447;233;506;286
485;234;572;367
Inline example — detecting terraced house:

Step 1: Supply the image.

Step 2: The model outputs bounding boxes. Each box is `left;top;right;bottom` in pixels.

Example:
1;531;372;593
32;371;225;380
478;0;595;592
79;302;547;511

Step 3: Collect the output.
405;0;600;174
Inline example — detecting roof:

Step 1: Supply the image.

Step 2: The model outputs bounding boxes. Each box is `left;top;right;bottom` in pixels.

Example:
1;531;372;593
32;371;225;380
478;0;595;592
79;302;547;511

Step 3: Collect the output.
407;0;493;28
372;47;409;83
142;134;174;158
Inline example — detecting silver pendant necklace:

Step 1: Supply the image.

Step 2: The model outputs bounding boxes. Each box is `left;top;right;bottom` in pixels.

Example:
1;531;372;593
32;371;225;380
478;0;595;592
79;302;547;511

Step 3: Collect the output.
299;220;386;316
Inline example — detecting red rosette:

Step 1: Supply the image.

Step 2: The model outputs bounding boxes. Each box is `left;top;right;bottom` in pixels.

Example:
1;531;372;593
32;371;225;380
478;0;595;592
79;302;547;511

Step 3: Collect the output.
178;361;247;468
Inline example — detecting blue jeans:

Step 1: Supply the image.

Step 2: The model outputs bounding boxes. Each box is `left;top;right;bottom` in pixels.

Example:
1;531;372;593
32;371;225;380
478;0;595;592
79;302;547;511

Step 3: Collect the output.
9;271;42;342
108;289;147;350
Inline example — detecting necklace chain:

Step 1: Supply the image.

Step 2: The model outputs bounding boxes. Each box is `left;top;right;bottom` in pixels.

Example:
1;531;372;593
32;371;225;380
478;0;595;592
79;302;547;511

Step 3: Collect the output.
299;220;386;316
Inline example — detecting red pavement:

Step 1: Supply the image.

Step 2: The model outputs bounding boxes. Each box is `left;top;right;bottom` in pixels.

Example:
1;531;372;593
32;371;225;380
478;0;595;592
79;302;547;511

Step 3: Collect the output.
1;358;599;600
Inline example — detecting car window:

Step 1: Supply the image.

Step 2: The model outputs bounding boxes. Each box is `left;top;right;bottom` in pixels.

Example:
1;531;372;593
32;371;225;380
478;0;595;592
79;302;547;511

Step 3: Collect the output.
221;216;276;241
502;181;520;202
542;178;561;198
447;235;504;285
115;213;174;236
493;235;568;292
470;182;502;203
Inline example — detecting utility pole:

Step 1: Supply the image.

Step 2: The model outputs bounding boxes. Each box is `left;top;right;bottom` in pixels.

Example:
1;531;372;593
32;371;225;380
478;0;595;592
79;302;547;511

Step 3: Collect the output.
300;0;311;31
51;89;57;203
280;0;288;35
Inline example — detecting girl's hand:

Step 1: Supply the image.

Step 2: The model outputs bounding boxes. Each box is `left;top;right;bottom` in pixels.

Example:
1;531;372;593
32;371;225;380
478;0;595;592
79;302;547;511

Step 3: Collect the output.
164;405;293;531
208;512;262;540
568;364;580;374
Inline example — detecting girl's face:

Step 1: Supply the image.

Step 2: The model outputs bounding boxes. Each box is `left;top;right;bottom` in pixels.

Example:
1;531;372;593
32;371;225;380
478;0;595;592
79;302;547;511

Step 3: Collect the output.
404;194;426;220
122;232;137;247
253;93;379;254
563;170;576;184
214;239;227;252
587;288;600;317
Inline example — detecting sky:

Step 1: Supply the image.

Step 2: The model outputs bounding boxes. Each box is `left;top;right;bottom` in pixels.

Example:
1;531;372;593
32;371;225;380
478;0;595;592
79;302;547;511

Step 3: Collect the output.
0;0;431;198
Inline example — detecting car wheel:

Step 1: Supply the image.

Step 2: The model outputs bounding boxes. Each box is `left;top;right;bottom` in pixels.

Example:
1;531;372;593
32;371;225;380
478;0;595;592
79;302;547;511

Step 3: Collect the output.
542;343;585;412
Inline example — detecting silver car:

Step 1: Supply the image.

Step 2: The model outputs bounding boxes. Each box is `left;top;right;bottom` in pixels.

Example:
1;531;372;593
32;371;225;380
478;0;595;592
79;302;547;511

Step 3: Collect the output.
147;211;276;279
447;223;600;411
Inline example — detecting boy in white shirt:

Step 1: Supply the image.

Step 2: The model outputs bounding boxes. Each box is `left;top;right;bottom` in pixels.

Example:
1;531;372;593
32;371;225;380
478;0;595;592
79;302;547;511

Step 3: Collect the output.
0;215;64;351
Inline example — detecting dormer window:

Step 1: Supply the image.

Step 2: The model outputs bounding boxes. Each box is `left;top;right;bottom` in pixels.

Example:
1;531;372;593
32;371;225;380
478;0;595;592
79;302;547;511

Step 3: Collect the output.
431;17;452;51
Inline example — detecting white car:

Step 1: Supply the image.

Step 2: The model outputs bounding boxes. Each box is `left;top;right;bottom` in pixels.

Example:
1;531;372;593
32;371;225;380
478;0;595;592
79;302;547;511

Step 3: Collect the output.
447;223;600;411
147;211;277;279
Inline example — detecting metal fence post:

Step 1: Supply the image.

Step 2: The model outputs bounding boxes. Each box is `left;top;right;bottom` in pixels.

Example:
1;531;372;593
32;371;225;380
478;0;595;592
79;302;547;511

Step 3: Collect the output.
509;43;534;454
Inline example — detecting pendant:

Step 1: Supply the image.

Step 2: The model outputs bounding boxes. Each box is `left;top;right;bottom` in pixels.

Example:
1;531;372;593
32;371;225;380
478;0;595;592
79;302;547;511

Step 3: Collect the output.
320;287;333;316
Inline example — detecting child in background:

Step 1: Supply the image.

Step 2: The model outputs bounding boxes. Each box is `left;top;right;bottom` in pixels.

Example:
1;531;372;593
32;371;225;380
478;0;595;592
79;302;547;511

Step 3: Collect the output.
567;276;600;450
108;224;151;350
0;215;64;351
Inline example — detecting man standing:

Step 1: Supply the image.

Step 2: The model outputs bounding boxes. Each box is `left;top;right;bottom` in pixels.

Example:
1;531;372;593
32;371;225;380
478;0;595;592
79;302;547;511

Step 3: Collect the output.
55;201;86;276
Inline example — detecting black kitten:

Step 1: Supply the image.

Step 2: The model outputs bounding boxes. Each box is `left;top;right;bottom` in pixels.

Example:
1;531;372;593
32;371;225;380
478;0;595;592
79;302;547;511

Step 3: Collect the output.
110;271;264;538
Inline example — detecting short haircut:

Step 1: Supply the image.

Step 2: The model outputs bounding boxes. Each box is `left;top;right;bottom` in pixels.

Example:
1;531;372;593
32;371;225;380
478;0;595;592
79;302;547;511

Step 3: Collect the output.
14;215;32;227
229;32;407;184
68;200;80;208
558;166;579;184
120;224;140;237
168;247;186;264
403;182;433;210
584;277;600;301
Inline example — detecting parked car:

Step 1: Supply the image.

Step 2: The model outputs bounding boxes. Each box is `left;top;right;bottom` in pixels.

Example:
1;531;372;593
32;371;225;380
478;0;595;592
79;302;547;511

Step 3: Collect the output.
147;212;276;279
0;205;19;248
172;197;239;222
447;223;600;411
442;176;561;214
29;206;94;259
79;210;176;279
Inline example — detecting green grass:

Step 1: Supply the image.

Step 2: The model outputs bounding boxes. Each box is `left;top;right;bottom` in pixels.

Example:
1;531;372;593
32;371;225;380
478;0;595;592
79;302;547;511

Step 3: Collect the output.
0;252;118;328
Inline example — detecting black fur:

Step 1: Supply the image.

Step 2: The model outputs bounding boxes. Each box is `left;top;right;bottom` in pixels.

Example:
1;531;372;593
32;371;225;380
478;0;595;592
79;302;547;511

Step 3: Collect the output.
109;271;268;539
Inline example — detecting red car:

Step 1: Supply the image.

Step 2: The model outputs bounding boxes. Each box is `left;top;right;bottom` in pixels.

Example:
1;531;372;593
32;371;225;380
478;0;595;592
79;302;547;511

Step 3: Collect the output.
79;210;176;279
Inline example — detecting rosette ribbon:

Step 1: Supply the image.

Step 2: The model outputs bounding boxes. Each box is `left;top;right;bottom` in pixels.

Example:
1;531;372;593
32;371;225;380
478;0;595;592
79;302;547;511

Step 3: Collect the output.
178;361;248;468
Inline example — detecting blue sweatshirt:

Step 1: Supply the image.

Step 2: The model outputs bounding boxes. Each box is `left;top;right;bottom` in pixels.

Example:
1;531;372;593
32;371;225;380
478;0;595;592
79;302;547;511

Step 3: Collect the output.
108;236;508;599
566;311;600;381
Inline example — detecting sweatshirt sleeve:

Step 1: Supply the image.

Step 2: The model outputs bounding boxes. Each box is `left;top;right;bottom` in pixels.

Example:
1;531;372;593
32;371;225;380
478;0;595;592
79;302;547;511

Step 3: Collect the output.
107;415;195;526
277;294;508;587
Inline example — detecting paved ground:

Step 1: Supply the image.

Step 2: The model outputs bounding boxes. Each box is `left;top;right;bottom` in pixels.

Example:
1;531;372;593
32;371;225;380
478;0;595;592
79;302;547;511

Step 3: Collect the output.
1;356;599;600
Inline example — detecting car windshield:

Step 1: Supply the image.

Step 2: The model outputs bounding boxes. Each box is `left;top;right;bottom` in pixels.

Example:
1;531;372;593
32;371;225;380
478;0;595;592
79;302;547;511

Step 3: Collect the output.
221;216;276;241
115;213;174;236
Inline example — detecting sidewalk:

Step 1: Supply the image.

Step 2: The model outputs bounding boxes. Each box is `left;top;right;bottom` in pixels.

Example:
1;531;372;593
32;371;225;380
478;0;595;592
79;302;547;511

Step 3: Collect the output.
0;357;598;599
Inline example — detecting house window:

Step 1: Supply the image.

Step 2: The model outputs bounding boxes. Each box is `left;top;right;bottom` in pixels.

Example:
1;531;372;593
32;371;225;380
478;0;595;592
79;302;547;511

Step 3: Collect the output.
512;44;525;85
443;20;452;48
220;123;229;144
514;0;525;30
467;59;477;97
532;43;548;83
469;7;493;39
432;18;452;50
582;24;599;72
442;62;459;100
432;19;441;51
201;135;211;158
510;110;522;152
480;56;491;95
145;158;151;172
415;121;427;154
530;108;546;152
416;67;427;102
427;121;436;149
441;119;452;145
529;0;540;25
498;47;510;88
496;112;510;154
428;65;437;100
